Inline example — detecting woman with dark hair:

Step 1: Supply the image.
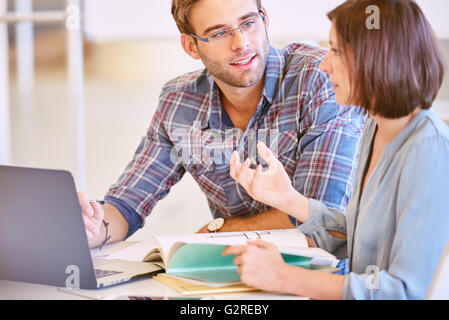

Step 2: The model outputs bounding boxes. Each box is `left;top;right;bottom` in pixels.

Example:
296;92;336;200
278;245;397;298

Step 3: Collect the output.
224;0;449;299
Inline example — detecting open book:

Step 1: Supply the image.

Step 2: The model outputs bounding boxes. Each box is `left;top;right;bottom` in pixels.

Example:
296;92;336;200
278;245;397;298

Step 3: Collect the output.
105;229;339;283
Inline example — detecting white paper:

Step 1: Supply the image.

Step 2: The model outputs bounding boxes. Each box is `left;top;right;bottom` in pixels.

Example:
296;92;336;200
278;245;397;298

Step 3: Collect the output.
104;239;160;262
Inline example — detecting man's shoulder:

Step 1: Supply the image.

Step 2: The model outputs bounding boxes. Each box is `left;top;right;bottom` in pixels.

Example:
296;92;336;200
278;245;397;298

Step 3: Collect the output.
160;68;213;97
281;43;328;73
273;43;332;98
154;68;212;127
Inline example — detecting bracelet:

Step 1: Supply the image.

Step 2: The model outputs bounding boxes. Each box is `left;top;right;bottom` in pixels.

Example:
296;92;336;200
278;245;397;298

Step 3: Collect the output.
99;219;111;251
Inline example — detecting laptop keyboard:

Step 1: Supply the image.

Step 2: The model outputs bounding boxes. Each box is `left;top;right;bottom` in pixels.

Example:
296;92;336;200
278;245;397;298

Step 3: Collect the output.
95;269;123;279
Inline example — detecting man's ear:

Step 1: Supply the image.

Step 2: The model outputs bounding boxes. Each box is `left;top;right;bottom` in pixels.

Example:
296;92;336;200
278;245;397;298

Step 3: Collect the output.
181;33;201;60
260;6;269;29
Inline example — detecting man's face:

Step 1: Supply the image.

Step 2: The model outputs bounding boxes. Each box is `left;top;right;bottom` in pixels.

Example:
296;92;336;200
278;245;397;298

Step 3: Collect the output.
189;0;270;88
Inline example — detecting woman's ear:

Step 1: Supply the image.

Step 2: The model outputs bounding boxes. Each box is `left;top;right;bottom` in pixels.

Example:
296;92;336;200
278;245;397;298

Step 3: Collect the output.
180;33;201;60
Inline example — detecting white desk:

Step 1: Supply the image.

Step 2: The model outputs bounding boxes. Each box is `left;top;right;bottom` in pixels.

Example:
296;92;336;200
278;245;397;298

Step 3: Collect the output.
0;278;306;300
0;241;306;301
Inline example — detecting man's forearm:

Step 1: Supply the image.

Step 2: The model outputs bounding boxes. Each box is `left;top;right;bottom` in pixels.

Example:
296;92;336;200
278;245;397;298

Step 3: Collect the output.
211;209;295;233
198;208;345;248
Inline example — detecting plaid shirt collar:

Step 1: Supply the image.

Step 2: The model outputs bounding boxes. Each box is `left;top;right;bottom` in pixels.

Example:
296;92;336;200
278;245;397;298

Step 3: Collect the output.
208;46;283;130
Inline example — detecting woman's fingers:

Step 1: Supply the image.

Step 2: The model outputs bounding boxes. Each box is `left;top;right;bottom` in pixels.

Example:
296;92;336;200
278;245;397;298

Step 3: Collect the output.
247;240;273;249
235;158;256;190
230;146;284;201
250;164;263;190
257;141;275;166
222;244;246;256
257;142;282;177
229;151;239;180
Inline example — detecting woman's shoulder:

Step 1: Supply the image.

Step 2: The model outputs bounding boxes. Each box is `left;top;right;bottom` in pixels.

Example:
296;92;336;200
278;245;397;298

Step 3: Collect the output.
408;108;449;147
386;109;449;180
395;109;449;177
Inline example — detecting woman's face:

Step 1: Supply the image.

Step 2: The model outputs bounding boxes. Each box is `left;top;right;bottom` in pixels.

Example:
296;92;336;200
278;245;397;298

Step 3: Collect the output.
319;24;352;106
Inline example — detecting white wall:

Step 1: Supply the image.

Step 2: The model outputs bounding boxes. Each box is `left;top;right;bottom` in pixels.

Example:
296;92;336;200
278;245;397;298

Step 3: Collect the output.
84;0;449;42
0;0;10;165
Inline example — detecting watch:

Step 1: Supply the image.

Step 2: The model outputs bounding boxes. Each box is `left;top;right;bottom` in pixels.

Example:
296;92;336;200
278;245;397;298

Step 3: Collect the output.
207;218;225;232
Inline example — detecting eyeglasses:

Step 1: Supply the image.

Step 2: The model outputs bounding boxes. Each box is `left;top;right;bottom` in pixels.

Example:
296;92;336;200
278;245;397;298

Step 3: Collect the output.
190;11;266;45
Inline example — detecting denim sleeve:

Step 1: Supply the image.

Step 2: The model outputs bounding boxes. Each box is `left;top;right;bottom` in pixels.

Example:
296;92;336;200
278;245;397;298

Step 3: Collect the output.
297;198;348;259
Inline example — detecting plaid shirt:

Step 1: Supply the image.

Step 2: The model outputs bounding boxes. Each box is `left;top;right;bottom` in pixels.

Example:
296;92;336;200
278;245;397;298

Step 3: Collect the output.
105;44;365;237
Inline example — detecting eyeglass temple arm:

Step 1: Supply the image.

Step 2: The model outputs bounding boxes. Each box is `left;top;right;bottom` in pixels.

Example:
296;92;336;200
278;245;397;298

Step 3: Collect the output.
189;33;209;43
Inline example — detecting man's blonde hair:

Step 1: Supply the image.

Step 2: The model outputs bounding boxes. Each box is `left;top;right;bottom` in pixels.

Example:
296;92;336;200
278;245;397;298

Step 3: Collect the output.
171;0;262;35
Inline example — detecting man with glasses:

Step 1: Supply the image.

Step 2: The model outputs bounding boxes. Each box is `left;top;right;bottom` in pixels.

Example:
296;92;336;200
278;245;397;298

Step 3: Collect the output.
79;0;365;248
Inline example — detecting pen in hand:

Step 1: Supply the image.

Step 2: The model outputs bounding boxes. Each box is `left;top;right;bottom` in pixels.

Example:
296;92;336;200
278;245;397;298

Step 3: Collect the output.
89;200;105;205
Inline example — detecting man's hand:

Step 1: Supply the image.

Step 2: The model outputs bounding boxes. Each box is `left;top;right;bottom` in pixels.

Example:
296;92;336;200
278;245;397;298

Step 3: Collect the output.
77;193;130;248
77;192;104;244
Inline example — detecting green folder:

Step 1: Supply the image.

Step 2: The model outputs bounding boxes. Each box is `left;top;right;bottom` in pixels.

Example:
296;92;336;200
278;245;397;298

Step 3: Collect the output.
166;243;312;283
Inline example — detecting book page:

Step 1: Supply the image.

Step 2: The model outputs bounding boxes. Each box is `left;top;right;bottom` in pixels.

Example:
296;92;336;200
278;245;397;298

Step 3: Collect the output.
104;239;161;262
157;229;311;265
157;229;309;261
280;247;339;267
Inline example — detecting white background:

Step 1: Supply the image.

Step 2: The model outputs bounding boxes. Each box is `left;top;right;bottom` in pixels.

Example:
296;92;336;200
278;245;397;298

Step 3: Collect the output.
84;0;449;42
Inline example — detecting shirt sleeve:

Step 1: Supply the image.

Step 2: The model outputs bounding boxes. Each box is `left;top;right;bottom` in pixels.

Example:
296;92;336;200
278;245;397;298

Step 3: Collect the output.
298;198;348;259
105;94;186;238
293;70;365;214
343;136;449;300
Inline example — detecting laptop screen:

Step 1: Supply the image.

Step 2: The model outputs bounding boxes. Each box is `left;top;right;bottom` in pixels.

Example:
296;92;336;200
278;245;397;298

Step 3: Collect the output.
0;166;97;289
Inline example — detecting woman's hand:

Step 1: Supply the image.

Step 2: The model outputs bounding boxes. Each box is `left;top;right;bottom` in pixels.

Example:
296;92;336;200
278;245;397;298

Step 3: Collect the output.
223;240;289;293
223;240;345;299
230;141;310;221
230;142;295;211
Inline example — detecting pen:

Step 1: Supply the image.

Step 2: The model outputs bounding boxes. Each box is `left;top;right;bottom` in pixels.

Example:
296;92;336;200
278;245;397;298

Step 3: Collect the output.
89;200;105;205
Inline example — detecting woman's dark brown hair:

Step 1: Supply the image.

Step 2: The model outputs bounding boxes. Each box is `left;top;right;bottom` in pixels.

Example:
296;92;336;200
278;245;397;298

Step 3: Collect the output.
328;0;445;118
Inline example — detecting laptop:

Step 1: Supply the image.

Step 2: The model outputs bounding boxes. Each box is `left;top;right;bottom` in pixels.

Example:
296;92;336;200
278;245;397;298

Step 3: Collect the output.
0;165;163;289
